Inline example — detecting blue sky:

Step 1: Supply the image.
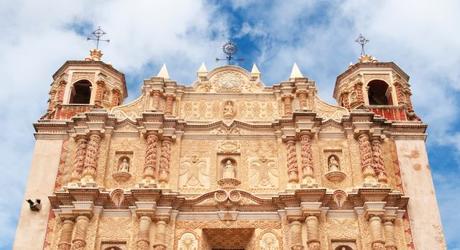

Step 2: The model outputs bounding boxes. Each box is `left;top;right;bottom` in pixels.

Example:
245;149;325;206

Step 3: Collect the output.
1;0;459;249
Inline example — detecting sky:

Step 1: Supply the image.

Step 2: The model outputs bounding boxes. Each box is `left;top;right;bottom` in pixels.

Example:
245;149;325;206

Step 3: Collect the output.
0;0;459;248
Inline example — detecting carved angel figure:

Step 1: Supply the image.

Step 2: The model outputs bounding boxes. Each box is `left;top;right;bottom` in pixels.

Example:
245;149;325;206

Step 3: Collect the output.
250;156;278;188
260;232;279;250
179;155;208;188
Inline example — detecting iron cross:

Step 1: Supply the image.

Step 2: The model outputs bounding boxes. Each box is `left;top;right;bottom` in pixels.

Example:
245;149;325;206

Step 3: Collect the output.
87;26;110;49
216;40;244;65
355;34;369;56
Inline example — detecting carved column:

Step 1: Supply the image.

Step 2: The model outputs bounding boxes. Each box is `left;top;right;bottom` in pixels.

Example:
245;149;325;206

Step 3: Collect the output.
136;216;152;250
289;220;303;250
70;135;87;184
305;215;320;250
297;91;308;110
82;132;102;183
57;218;74;250
71;215;90;250
158;137;172;184
164;94;175;115
282;95;294;116
394;83;405;106
94;81;105;107
357;133;377;185
112;89;121;106
153;220;167;250
371;138;388;184
299;134;316;187
369;215;385;250
286;138;299;183
383;218;397;250
143;132;159;186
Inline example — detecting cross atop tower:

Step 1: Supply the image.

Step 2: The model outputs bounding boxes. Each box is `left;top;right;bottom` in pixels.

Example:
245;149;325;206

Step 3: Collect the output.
87;26;110;49
216;40;244;65
355;34;369;56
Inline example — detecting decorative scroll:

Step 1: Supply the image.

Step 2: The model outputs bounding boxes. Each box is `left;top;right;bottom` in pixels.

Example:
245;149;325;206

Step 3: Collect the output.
314;96;349;121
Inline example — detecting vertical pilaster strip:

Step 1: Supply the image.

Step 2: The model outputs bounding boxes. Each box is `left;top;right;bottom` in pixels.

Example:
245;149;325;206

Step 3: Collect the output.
94;81;105;107
306;216;320;250
82;132;102;183
371;138;388;184
136;216;152;250
165;94;175;115
286;139;299;183
300;134;316;186
357;133;377;185
158;137;172;184
297;91;308;110
282;95;293;116
57;219;74;250
151;90;161;110
355;82;364;106
111;89;121;106
143;132;159;185
71;215;90;250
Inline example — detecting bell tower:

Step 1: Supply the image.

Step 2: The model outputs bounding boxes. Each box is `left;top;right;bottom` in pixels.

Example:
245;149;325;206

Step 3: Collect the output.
333;37;418;121
44;49;126;120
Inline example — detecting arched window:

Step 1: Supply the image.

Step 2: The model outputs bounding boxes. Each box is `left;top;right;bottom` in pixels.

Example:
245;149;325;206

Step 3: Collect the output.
367;80;392;105
69;80;92;104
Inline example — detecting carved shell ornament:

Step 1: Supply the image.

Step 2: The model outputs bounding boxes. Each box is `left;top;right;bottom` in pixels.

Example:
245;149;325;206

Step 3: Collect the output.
110;188;125;208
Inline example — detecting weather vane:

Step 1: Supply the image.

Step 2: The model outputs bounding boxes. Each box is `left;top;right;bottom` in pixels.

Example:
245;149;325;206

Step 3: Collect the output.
216;40;244;65
355;34;369;56
87;26;110;49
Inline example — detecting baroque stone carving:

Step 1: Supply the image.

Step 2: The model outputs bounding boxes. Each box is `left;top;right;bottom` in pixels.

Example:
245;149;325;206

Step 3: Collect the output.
110;189;125;208
158;137;172;184
249;156;278;188
286;139;299;183
300;134;316;187
179;155;209;188
70;136;87;184
371;138;388;184
315;96;349;121
81;132;102;184
223;100;236;119
357;133;377;185
217;140;240;154
178;232;198;250
71;215;90;250
142;132;159;185
325;154;346;182
222;159;236;179
259;232;280;250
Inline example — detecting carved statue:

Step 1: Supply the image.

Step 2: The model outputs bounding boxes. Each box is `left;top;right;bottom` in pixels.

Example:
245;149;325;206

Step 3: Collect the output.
260;232;279;250
328;155;340;172
178;233;198;250
223;100;236;119
118;158;130;172
222;159;236;179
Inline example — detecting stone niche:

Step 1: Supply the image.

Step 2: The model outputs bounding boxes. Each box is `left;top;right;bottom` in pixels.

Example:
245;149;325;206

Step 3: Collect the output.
112;151;133;182
323;149;346;182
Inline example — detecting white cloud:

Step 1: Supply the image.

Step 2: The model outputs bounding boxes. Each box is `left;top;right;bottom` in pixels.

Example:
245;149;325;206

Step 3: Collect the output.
0;0;228;247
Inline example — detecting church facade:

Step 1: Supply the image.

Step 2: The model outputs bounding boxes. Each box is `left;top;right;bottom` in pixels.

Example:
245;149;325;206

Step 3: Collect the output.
14;49;446;250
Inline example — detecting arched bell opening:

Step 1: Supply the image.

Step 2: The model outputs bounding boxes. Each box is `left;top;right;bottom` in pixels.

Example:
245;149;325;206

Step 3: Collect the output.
69;80;92;104
367;80;392;105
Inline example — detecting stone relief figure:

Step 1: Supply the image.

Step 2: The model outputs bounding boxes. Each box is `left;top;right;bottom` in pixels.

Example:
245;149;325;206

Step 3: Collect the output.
249;156;278;188
259;232;279;250
179;155;209;188
223;100;236;119
118;157;130;172
328;155;340;172
222;159;236;179
178;232;198;250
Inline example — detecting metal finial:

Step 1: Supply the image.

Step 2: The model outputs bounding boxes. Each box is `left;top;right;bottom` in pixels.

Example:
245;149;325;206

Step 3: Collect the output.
216;40;244;65
355;34;369;56
87;26;110;49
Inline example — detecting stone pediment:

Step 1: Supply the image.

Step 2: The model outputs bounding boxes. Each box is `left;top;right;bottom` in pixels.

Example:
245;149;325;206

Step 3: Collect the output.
194;66;264;93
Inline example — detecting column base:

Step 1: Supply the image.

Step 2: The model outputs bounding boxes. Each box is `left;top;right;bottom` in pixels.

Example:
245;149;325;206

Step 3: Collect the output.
153;244;167;250
291;245;304;250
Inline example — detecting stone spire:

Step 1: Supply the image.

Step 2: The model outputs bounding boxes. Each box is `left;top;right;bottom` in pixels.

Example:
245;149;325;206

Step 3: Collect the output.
289;63;304;79
197;62;208;78
251;63;261;79
157;64;170;79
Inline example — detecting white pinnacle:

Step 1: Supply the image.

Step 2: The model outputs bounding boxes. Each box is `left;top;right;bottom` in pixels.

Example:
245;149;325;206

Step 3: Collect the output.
251;63;260;74
197;62;208;73
290;63;304;79
157;64;170;79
